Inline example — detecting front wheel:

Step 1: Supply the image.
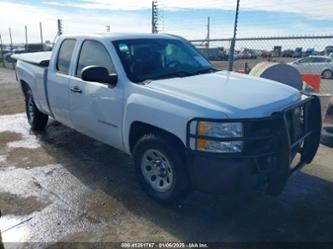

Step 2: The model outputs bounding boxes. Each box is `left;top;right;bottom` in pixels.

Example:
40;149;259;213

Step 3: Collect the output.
26;90;48;131
133;134;190;204
322;69;333;79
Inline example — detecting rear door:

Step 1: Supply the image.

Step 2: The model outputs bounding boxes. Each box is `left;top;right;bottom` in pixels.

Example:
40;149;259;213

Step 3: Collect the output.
296;57;314;74
311;57;329;74
47;39;76;126
69;39;124;150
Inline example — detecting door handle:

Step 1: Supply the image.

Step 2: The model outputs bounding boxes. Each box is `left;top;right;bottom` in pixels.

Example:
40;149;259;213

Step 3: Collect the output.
70;86;82;94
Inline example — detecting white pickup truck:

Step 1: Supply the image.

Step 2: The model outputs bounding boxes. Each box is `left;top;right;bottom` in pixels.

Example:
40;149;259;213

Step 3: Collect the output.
15;33;322;203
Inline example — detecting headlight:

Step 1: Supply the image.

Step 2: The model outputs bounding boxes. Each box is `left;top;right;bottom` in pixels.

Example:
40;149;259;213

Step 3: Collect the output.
197;121;243;138
189;121;244;153
197;139;243;153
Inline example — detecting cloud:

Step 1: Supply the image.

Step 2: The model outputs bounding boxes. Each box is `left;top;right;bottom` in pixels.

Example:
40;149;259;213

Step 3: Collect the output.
44;0;333;21
0;1;151;43
0;0;332;45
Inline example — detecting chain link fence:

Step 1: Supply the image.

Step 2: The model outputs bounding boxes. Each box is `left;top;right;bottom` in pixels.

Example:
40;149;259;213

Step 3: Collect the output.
157;0;333;94
189;35;333;94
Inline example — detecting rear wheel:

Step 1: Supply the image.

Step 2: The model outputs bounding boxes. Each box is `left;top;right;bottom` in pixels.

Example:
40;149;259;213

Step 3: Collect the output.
322;69;333;79
25;90;48;131
133;134;190;204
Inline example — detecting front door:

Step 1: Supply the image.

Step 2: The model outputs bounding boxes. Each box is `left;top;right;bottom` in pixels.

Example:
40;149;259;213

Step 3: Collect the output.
69;40;124;150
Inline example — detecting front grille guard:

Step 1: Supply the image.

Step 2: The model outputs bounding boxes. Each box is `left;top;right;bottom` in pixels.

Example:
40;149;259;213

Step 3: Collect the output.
186;95;322;173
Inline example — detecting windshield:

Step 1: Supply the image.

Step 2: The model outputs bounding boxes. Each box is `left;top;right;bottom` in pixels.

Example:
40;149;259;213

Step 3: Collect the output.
113;38;215;83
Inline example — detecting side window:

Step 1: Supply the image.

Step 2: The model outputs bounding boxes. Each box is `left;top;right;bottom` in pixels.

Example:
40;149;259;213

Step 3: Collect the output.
312;58;325;63
56;39;76;75
299;57;312;63
76;40;115;77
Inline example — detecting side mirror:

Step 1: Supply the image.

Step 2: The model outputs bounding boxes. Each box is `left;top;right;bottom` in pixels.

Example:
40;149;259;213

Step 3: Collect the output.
81;66;117;86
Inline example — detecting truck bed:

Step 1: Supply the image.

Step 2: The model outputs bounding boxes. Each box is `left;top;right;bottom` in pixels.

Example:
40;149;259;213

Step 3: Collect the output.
12;51;52;67
16;58;51;117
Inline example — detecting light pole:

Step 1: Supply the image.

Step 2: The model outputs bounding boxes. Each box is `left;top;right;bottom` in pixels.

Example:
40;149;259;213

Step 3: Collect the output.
228;0;240;71
25;25;28;46
40;22;44;45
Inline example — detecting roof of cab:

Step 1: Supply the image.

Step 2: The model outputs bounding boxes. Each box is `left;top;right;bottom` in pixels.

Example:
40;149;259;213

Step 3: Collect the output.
58;33;180;41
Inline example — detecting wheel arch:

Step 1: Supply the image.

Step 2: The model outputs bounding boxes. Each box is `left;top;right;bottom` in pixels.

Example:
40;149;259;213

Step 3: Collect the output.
20;80;31;99
128;121;186;155
322;68;333;77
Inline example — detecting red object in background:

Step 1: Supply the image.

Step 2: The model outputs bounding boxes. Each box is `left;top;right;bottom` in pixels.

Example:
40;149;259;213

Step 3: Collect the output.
302;74;321;92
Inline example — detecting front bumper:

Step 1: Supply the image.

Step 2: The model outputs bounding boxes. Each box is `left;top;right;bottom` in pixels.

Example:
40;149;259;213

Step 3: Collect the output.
186;95;322;194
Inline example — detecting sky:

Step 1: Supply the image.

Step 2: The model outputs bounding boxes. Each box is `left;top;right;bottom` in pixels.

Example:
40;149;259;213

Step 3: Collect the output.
0;0;333;49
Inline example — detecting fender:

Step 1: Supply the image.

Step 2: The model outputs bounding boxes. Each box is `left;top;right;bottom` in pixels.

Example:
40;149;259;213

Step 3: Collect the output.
123;93;191;154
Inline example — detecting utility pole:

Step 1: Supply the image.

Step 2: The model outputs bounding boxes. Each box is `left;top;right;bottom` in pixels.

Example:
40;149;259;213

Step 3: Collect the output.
25;25;28;46
39;22;44;44
0;34;5;67
206;16;210;49
8;28;13;52
228;0;240;71
40;22;44;51
106;25;111;32
152;0;159;34
57;19;63;36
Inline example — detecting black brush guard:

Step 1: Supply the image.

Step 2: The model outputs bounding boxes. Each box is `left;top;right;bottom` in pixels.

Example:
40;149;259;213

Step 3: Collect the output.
186;95;322;195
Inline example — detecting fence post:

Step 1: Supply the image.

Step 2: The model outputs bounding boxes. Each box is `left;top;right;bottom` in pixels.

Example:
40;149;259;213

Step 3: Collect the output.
228;0;240;71
0;34;5;67
8;28;13;52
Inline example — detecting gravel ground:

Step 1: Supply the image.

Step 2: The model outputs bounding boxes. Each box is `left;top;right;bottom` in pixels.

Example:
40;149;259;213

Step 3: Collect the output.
0;66;333;248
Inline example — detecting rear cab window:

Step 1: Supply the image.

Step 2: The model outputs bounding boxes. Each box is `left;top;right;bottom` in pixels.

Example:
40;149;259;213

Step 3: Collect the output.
56;39;76;75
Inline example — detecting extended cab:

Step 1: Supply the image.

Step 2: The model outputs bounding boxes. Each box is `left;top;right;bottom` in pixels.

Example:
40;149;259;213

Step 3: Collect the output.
15;34;322;203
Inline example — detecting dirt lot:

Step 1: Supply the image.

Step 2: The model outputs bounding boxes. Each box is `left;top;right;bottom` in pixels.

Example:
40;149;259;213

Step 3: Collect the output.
1;66;333;248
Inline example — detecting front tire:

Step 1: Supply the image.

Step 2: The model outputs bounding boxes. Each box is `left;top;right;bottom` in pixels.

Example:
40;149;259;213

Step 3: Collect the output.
133;134;190;204
322;69;333;79
25;90;48;131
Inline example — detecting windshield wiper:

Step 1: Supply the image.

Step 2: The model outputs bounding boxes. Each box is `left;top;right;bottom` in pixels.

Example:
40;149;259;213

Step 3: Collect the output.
191;68;219;75
138;68;219;84
137;72;190;84
142;71;193;82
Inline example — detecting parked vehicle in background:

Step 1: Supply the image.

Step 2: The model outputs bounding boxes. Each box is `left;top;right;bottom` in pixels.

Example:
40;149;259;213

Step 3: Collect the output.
198;47;228;61
15;33;321;204
290;55;333;79
325;46;333;56
238;48;257;59
293;47;303;58
4;48;26;63
272;46;282;57
282;49;294;57
25;43;52;52
261;50;272;58
304;48;318;57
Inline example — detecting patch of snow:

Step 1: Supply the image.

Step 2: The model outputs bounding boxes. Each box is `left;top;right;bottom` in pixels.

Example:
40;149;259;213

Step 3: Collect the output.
0;113;40;149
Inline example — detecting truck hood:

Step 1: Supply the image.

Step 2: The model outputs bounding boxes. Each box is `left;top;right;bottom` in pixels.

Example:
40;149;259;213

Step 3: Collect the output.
147;71;301;118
